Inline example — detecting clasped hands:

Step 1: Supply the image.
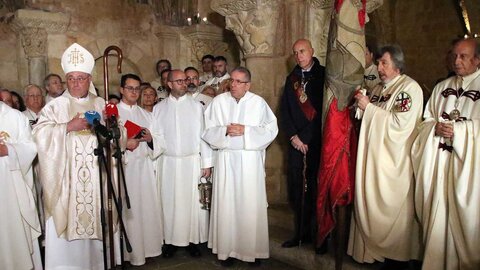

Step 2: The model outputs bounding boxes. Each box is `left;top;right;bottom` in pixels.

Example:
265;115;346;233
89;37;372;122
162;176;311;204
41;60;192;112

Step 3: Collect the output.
435;122;454;139
290;135;308;155
226;123;244;136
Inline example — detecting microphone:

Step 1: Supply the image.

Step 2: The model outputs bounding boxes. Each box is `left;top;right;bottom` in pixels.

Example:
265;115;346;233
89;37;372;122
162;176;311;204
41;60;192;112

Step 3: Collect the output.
105;102;119;124
85;110;111;139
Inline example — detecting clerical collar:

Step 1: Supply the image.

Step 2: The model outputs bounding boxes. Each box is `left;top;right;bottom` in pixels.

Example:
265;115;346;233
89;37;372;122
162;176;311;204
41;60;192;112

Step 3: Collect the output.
302;62;314;72
169;94;187;102
457;68;480;89
119;101;137;110
65;90;89;101
382;74;401;90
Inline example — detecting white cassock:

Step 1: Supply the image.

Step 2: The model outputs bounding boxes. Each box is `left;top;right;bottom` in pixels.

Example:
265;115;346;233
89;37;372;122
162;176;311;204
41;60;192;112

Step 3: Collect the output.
202;91;278;262
190;91;212;109
33;91;125;270
151;94;213;246
412;69;480;270
117;101;163;265
201;73;230;95
23;108;45;235
348;74;423;263
0;102;42;270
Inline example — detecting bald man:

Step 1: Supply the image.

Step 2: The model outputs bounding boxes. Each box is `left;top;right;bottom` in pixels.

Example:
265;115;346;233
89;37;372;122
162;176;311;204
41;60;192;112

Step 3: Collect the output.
412;38;480;270
280;39;326;251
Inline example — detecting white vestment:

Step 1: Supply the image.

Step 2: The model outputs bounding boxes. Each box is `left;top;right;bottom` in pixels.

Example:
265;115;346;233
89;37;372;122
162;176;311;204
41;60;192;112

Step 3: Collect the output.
117;101;163;265
202;91;278;262
201;73;230;95
412;69;480;270
23;108;45;235
33;91;124;270
189;90;213;109
348;75;423;263
0;102;42;270
151;95;213;246
200;72;213;84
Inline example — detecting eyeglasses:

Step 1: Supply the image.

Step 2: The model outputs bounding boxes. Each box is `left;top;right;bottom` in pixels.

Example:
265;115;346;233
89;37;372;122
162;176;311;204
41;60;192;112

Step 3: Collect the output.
26;94;43;99
186;76;199;81
170;79;187;85
231;79;250;85
123;86;141;93
67;76;89;83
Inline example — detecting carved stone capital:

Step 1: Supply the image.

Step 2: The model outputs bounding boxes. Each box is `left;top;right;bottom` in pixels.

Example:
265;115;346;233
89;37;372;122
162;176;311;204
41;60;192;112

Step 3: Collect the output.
211;0;281;56
191;38;229;63
11;9;70;34
19;27;48;58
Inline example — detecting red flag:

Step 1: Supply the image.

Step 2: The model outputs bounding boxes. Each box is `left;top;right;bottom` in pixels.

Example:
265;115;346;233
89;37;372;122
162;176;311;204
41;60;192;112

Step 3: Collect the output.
316;98;357;245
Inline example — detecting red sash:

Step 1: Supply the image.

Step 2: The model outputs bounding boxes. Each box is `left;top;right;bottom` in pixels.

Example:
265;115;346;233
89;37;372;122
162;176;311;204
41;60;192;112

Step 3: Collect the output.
290;74;317;121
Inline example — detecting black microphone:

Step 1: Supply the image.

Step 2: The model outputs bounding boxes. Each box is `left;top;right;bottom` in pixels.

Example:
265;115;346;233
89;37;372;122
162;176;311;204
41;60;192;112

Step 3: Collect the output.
85;111;111;140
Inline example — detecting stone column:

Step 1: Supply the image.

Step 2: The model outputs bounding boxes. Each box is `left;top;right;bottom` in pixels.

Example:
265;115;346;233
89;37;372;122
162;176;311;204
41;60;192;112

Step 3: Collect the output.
11;9;69;87
211;0;287;203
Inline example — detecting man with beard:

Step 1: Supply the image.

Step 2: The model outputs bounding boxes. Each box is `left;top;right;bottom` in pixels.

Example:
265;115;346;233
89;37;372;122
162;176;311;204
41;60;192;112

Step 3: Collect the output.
202;56;230;95
149;69;213;259
184;67;212;108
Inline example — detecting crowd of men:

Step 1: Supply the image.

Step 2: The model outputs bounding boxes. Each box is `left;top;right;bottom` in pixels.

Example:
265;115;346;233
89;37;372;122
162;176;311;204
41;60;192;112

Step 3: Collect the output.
0;37;479;270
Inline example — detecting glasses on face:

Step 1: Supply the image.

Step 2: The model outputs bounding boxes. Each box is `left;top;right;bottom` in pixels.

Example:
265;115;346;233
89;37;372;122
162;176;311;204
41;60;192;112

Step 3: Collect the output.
123;86;141;93
170;79;187;85
186;76;199;82
67;76;89;83
231;79;250;85
26;94;43;99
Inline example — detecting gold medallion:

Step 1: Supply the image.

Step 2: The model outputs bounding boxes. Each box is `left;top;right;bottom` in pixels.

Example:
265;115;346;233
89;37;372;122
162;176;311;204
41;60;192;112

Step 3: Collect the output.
299;91;308;103
449;109;461;121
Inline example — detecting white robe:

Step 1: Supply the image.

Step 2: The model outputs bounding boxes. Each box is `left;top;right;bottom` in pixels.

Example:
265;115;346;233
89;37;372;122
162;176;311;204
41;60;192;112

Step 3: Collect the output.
412;69;480;270
117;101;163;265
151;94;213;246
190;91;213;109
348;74;423;263
202;91;278;262
0;101;42;270
33;91;124;270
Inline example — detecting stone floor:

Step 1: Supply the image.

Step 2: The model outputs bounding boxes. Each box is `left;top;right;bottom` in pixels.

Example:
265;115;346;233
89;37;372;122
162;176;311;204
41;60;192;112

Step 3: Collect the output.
123;243;299;270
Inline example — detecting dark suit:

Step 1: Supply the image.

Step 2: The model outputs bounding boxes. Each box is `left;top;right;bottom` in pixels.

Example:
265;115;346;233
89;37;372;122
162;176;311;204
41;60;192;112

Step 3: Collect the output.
280;57;325;243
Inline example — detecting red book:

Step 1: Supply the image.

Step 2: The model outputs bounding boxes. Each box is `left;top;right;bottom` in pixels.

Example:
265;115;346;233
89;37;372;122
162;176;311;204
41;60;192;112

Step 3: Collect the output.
124;120;143;139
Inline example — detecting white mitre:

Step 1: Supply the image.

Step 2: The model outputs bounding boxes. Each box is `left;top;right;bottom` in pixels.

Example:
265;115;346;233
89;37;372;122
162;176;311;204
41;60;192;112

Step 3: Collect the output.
61;43;97;95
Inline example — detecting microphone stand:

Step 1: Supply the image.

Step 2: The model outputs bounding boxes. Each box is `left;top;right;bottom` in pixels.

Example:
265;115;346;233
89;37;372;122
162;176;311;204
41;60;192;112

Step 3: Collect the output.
109;119;132;269
93;130;110;270
93;128;132;270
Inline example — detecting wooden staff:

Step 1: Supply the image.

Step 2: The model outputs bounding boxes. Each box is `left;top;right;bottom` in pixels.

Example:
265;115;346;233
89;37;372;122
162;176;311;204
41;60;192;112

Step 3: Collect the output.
103;46;122;268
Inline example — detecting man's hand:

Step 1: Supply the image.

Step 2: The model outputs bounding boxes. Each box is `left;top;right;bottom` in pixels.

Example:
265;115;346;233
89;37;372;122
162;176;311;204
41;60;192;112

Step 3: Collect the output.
138;128;152;143
354;92;370;111
0;144;8;157
66;113;89;133
435;122;454;138
290;135;308;155
226;123;245;136
126;138;140;151
202;167;212;178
